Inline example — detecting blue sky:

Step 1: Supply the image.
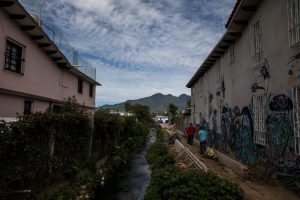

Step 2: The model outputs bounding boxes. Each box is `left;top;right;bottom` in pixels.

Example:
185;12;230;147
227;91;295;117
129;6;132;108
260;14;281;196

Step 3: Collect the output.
20;0;235;106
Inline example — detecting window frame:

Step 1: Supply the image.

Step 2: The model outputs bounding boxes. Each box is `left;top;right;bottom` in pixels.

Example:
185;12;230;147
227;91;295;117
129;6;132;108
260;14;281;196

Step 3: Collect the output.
52;104;62;113
251;19;264;68
89;84;93;97
4;37;25;74
253;93;267;145
78;78;83;94
228;43;235;64
292;86;300;155
216;104;222;134
287;0;300;47
23;100;32;115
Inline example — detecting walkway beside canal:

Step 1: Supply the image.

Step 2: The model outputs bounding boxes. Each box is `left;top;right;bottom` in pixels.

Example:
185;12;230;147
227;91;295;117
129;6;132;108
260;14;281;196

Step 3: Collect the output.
163;125;299;200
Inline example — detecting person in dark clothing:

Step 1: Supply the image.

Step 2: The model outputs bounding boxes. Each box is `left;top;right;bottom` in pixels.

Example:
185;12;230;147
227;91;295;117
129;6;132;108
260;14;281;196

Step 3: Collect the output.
185;123;196;146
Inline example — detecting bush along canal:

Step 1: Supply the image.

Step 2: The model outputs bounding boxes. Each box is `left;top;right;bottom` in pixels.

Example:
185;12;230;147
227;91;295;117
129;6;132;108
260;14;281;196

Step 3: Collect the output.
144;128;245;200
93;129;156;200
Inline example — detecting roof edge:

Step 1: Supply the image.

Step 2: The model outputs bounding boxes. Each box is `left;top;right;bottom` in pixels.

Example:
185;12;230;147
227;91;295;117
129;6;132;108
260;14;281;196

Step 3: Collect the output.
5;0;101;86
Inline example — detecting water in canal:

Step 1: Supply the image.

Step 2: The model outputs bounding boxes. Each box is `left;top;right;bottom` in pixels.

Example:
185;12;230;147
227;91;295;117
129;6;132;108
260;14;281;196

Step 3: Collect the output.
95;129;156;200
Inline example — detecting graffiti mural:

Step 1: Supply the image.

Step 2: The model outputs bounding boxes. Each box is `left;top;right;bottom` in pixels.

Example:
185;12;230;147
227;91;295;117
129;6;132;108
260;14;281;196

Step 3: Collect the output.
209;94;300;192
265;95;300;189
211;106;258;165
269;94;293;111
233;107;258;165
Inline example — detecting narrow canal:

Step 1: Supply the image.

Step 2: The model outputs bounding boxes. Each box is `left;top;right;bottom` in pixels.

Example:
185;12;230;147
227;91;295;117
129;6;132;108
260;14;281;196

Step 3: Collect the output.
94;129;156;200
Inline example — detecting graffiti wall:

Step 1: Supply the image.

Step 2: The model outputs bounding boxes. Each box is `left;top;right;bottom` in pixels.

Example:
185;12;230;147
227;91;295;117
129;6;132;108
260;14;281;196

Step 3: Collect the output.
209;93;300;191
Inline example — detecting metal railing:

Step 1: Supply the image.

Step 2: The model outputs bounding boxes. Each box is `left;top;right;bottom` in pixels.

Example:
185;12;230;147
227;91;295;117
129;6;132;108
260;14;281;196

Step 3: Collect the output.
19;0;96;80
292;86;300;155
174;139;208;172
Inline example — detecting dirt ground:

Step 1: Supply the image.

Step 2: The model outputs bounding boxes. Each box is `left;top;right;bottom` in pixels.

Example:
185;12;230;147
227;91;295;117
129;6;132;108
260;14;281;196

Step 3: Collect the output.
162;125;299;200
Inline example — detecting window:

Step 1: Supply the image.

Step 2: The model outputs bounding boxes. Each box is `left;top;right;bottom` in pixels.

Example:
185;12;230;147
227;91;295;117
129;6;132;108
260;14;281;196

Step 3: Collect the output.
78;79;83;94
228;44;235;64
4;39;24;74
251;20;263;68
24;100;32;115
89;84;93;97
216;105;222;133
288;0;300;46
253;93;267;145
52;104;62;113
292;86;300;155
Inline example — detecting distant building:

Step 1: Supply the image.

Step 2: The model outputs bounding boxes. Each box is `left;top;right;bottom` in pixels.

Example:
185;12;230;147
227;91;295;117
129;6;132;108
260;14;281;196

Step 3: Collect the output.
109;109;133;117
0;0;100;121
155;115;169;123
173;108;191;132
187;0;300;191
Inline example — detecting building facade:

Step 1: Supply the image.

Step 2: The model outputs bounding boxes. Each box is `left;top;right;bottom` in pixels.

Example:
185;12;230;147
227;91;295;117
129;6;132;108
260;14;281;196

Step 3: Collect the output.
187;0;300;191
0;0;100;121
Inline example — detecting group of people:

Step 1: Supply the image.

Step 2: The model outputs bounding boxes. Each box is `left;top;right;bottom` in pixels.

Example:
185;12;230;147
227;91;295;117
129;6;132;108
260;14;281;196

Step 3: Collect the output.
185;123;207;155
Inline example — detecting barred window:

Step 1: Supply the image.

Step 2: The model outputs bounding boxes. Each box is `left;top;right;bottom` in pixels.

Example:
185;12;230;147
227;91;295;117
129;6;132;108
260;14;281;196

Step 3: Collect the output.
253;93;267;145
287;0;300;46
216;105;222;134
228;44;234;64
292;86;300;155
4;38;25;74
251;20;263;68
78;78;83;94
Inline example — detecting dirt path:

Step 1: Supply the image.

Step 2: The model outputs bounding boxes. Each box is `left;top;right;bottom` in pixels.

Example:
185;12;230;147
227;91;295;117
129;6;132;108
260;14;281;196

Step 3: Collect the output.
163;125;299;200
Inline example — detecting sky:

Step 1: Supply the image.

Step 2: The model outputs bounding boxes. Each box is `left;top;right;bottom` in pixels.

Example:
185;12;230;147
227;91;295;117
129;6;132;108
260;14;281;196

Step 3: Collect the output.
20;0;236;107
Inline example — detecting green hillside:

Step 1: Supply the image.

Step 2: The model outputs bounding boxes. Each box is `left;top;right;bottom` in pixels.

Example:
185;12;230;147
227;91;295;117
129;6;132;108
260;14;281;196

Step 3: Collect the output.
100;93;190;113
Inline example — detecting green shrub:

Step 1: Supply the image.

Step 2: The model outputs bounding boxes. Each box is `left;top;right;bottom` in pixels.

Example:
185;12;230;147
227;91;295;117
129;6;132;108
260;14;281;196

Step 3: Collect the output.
0;98;153;198
0;98;91;195
145;127;245;200
93;109;125;158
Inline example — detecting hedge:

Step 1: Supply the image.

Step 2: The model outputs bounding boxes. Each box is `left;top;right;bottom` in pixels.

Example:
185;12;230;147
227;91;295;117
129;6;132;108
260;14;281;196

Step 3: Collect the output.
0;98;91;196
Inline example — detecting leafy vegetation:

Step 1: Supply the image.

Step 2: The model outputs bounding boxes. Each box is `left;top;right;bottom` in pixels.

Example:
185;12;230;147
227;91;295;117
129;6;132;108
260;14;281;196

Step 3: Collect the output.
168;103;179;116
145;128;245;200
125;103;154;124
44;104;153;199
0;97;91;197
168;103;179;124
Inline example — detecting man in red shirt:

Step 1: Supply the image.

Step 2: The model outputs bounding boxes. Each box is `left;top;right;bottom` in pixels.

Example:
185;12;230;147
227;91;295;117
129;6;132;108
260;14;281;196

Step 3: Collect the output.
186;123;196;146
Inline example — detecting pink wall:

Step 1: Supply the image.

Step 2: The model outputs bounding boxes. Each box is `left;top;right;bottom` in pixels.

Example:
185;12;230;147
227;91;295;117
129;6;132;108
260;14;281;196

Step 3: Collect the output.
0;9;96;117
62;70;95;106
0;93;23;117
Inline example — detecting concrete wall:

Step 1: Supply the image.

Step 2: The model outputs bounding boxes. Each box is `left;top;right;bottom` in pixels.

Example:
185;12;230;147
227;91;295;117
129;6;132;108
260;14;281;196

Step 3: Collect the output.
0;9;96;117
190;0;300;192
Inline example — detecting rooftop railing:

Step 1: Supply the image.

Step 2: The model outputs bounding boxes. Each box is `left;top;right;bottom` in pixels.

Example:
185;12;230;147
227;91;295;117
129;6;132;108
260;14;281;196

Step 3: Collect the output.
19;0;96;81
42;24;96;80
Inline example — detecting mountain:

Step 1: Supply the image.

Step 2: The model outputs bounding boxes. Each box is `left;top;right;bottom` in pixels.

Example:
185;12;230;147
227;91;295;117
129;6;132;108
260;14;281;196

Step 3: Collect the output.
100;93;191;113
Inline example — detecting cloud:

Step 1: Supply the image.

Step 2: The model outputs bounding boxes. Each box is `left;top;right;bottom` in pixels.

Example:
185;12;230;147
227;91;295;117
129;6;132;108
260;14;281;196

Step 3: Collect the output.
20;0;236;106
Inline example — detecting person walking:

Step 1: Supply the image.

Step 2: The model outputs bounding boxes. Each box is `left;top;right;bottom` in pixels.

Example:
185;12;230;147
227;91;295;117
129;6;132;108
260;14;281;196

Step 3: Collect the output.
185;123;196;146
198;126;207;155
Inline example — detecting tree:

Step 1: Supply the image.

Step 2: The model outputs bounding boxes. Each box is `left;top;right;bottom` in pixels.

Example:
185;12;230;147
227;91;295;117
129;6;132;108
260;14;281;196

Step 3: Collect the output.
125;103;153;124
168;103;178;116
125;103;132;112
187;99;192;108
